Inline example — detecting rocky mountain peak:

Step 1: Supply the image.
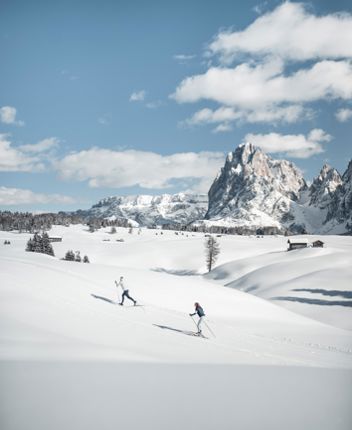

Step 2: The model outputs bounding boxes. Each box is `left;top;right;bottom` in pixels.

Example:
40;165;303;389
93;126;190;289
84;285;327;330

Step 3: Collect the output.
309;164;342;208
342;160;352;182
206;143;307;223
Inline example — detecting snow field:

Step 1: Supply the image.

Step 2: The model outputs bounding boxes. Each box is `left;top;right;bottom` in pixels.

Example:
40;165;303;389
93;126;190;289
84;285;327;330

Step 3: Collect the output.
1;225;352;430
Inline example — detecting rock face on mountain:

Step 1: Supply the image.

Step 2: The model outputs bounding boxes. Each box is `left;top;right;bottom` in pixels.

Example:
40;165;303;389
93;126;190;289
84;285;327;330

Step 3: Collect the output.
80;193;208;227
325;160;352;231
204;143;308;233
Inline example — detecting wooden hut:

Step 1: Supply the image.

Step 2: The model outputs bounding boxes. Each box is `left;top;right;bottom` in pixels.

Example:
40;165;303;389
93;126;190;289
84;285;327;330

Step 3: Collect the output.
49;236;62;242
287;239;308;251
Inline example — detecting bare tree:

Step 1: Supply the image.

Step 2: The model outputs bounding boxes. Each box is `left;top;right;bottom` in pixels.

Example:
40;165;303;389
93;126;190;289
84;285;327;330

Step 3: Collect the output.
205;236;220;272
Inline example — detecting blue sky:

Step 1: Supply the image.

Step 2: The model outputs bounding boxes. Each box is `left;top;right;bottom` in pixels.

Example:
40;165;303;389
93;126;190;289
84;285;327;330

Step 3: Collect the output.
1;0;351;212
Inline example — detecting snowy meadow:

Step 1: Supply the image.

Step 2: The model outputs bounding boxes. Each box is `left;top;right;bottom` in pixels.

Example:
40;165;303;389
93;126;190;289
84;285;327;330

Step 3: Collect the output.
1;225;352;430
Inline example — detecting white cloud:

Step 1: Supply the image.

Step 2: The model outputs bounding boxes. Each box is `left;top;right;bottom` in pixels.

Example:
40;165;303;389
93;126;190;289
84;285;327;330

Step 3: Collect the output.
129;90;146;102
0;134;44;172
173;54;196;62
0;186;75;206
253;2;268;15
209;2;352;63
0;106;24;126
185;104;311;129
55;148;224;191
244;128;332;158
172;3;352;128
212;123;233;133
307;128;332;142
19;137;59;153
172;59;352;108
335;108;352;122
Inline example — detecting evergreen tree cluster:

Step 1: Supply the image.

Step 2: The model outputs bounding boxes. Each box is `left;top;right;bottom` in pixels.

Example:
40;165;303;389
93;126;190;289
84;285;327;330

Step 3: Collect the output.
0;211;129;233
63;250;90;263
161;223;284;236
3;240;11;245
26;233;55;257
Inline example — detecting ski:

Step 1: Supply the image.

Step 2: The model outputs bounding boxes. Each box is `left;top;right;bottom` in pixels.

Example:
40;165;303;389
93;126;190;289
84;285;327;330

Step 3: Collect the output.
191;333;208;339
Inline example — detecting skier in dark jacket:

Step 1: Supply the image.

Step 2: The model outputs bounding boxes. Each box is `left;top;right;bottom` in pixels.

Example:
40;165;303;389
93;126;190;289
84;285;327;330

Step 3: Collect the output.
190;302;205;335
115;276;137;306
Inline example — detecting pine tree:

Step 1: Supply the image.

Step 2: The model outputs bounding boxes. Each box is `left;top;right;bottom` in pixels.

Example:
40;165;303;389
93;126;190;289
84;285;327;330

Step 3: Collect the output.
205;236;220;272
75;251;81;262
110;226;117;234
83;255;90;263
41;232;55;256
32;233;42;253
64;250;75;261
26;237;34;252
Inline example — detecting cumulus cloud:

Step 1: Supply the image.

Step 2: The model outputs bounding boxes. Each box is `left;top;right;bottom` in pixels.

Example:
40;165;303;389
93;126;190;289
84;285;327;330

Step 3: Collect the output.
335;108;352;122
172;3;352;128
0;106;24;126
185;104;310;130
129;90;146;102
0;134;44;172
0;186;75;206
55;148;224;192
172;59;352;108
19;137;59;153
209;2;352;63
244;128;332;158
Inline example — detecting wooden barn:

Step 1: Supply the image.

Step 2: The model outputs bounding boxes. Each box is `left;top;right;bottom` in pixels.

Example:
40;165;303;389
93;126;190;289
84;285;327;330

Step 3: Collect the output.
287;239;308;251
312;240;324;248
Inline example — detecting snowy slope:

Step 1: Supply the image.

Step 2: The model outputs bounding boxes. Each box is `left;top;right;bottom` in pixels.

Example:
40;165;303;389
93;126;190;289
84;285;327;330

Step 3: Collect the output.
1;226;352;430
207;235;352;330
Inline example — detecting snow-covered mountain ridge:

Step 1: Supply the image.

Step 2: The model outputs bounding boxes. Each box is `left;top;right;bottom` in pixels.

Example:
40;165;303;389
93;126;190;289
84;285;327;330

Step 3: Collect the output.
77;193;208;227
76;143;351;234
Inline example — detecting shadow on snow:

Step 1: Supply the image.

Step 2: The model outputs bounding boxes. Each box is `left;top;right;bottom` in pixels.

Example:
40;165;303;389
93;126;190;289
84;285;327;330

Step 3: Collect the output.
152;268;200;276
91;294;116;305
153;324;196;337
292;288;352;299
273;296;352;307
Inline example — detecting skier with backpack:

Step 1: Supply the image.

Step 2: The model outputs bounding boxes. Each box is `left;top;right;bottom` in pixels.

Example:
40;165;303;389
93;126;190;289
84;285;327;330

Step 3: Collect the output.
115;276;137;306
190;302;205;336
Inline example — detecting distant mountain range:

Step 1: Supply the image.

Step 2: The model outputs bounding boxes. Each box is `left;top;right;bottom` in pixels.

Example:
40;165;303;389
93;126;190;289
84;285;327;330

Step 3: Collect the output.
74;193;208;228
74;143;352;234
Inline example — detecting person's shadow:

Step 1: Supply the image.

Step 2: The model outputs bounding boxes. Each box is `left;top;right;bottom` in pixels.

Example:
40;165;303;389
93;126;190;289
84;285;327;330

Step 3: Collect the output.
91;294;116;304
153;324;196;337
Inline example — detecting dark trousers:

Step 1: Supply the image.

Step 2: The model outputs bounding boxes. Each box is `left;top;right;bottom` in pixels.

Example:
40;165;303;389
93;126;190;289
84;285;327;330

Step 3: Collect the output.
121;290;136;305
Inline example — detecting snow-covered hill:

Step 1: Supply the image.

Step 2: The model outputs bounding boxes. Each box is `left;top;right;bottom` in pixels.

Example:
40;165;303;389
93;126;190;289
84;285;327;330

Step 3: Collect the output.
1;226;351;430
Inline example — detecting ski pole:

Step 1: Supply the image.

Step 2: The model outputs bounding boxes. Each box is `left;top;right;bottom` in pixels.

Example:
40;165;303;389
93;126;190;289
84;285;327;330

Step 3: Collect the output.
114;280;121;304
204;320;216;338
189;314;198;331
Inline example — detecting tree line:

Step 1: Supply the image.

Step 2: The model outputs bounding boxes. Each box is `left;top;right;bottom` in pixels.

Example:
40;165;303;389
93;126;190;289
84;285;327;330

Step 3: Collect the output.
0;211;131;233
